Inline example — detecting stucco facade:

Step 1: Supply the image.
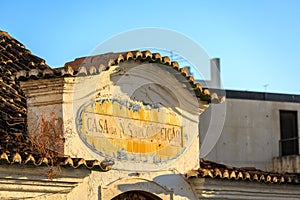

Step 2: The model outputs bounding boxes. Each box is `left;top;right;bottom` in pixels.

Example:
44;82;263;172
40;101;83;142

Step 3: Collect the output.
201;91;300;173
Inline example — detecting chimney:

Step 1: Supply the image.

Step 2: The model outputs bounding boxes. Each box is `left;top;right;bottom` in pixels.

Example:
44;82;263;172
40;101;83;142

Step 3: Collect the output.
210;58;221;89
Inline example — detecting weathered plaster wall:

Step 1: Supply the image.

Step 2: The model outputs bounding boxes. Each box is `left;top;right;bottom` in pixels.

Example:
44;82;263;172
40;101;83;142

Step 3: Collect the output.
189;177;300;200
61;62;203;173
273;155;300;173
20;62;208;199
68;169;197;200
0;165;90;200
21;78;65;156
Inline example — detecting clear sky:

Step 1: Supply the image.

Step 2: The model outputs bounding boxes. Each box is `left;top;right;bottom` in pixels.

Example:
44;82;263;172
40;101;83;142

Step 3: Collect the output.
1;0;300;94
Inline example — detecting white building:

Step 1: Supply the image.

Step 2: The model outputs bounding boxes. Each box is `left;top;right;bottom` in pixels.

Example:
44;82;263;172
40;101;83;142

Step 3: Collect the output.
197;59;300;173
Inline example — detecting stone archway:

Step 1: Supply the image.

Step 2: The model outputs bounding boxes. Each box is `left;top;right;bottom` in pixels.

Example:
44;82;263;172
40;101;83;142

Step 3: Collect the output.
112;190;162;200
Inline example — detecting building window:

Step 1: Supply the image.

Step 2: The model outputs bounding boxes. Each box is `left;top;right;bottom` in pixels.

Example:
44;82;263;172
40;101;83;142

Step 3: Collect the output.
279;110;299;156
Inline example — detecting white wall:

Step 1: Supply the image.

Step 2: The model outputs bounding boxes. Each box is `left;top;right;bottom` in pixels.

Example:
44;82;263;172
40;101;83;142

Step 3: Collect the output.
189;177;300;200
200;98;300;171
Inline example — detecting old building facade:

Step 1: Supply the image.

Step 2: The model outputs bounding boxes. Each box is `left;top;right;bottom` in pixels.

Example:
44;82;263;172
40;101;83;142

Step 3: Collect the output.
0;30;299;199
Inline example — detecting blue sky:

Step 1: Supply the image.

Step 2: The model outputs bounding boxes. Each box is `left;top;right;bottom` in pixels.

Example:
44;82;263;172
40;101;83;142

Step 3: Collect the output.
1;0;300;94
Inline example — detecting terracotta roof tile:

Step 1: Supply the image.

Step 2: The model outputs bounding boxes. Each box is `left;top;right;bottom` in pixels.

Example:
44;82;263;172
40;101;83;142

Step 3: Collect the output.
0;152;113;171
186;159;300;185
0;31;50;72
0;31;50;136
16;50;219;102
0;129;113;171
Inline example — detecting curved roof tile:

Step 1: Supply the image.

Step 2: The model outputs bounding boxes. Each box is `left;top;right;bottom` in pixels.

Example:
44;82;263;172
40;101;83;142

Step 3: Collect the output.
0;31;50;135
186;159;300;185
16;50;217;102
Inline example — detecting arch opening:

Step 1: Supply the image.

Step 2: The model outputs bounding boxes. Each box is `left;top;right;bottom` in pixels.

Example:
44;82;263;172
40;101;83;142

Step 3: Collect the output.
111;190;162;200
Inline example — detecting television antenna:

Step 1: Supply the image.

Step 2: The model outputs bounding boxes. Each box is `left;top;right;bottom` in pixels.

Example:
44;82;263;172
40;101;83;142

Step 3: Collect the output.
263;84;269;91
